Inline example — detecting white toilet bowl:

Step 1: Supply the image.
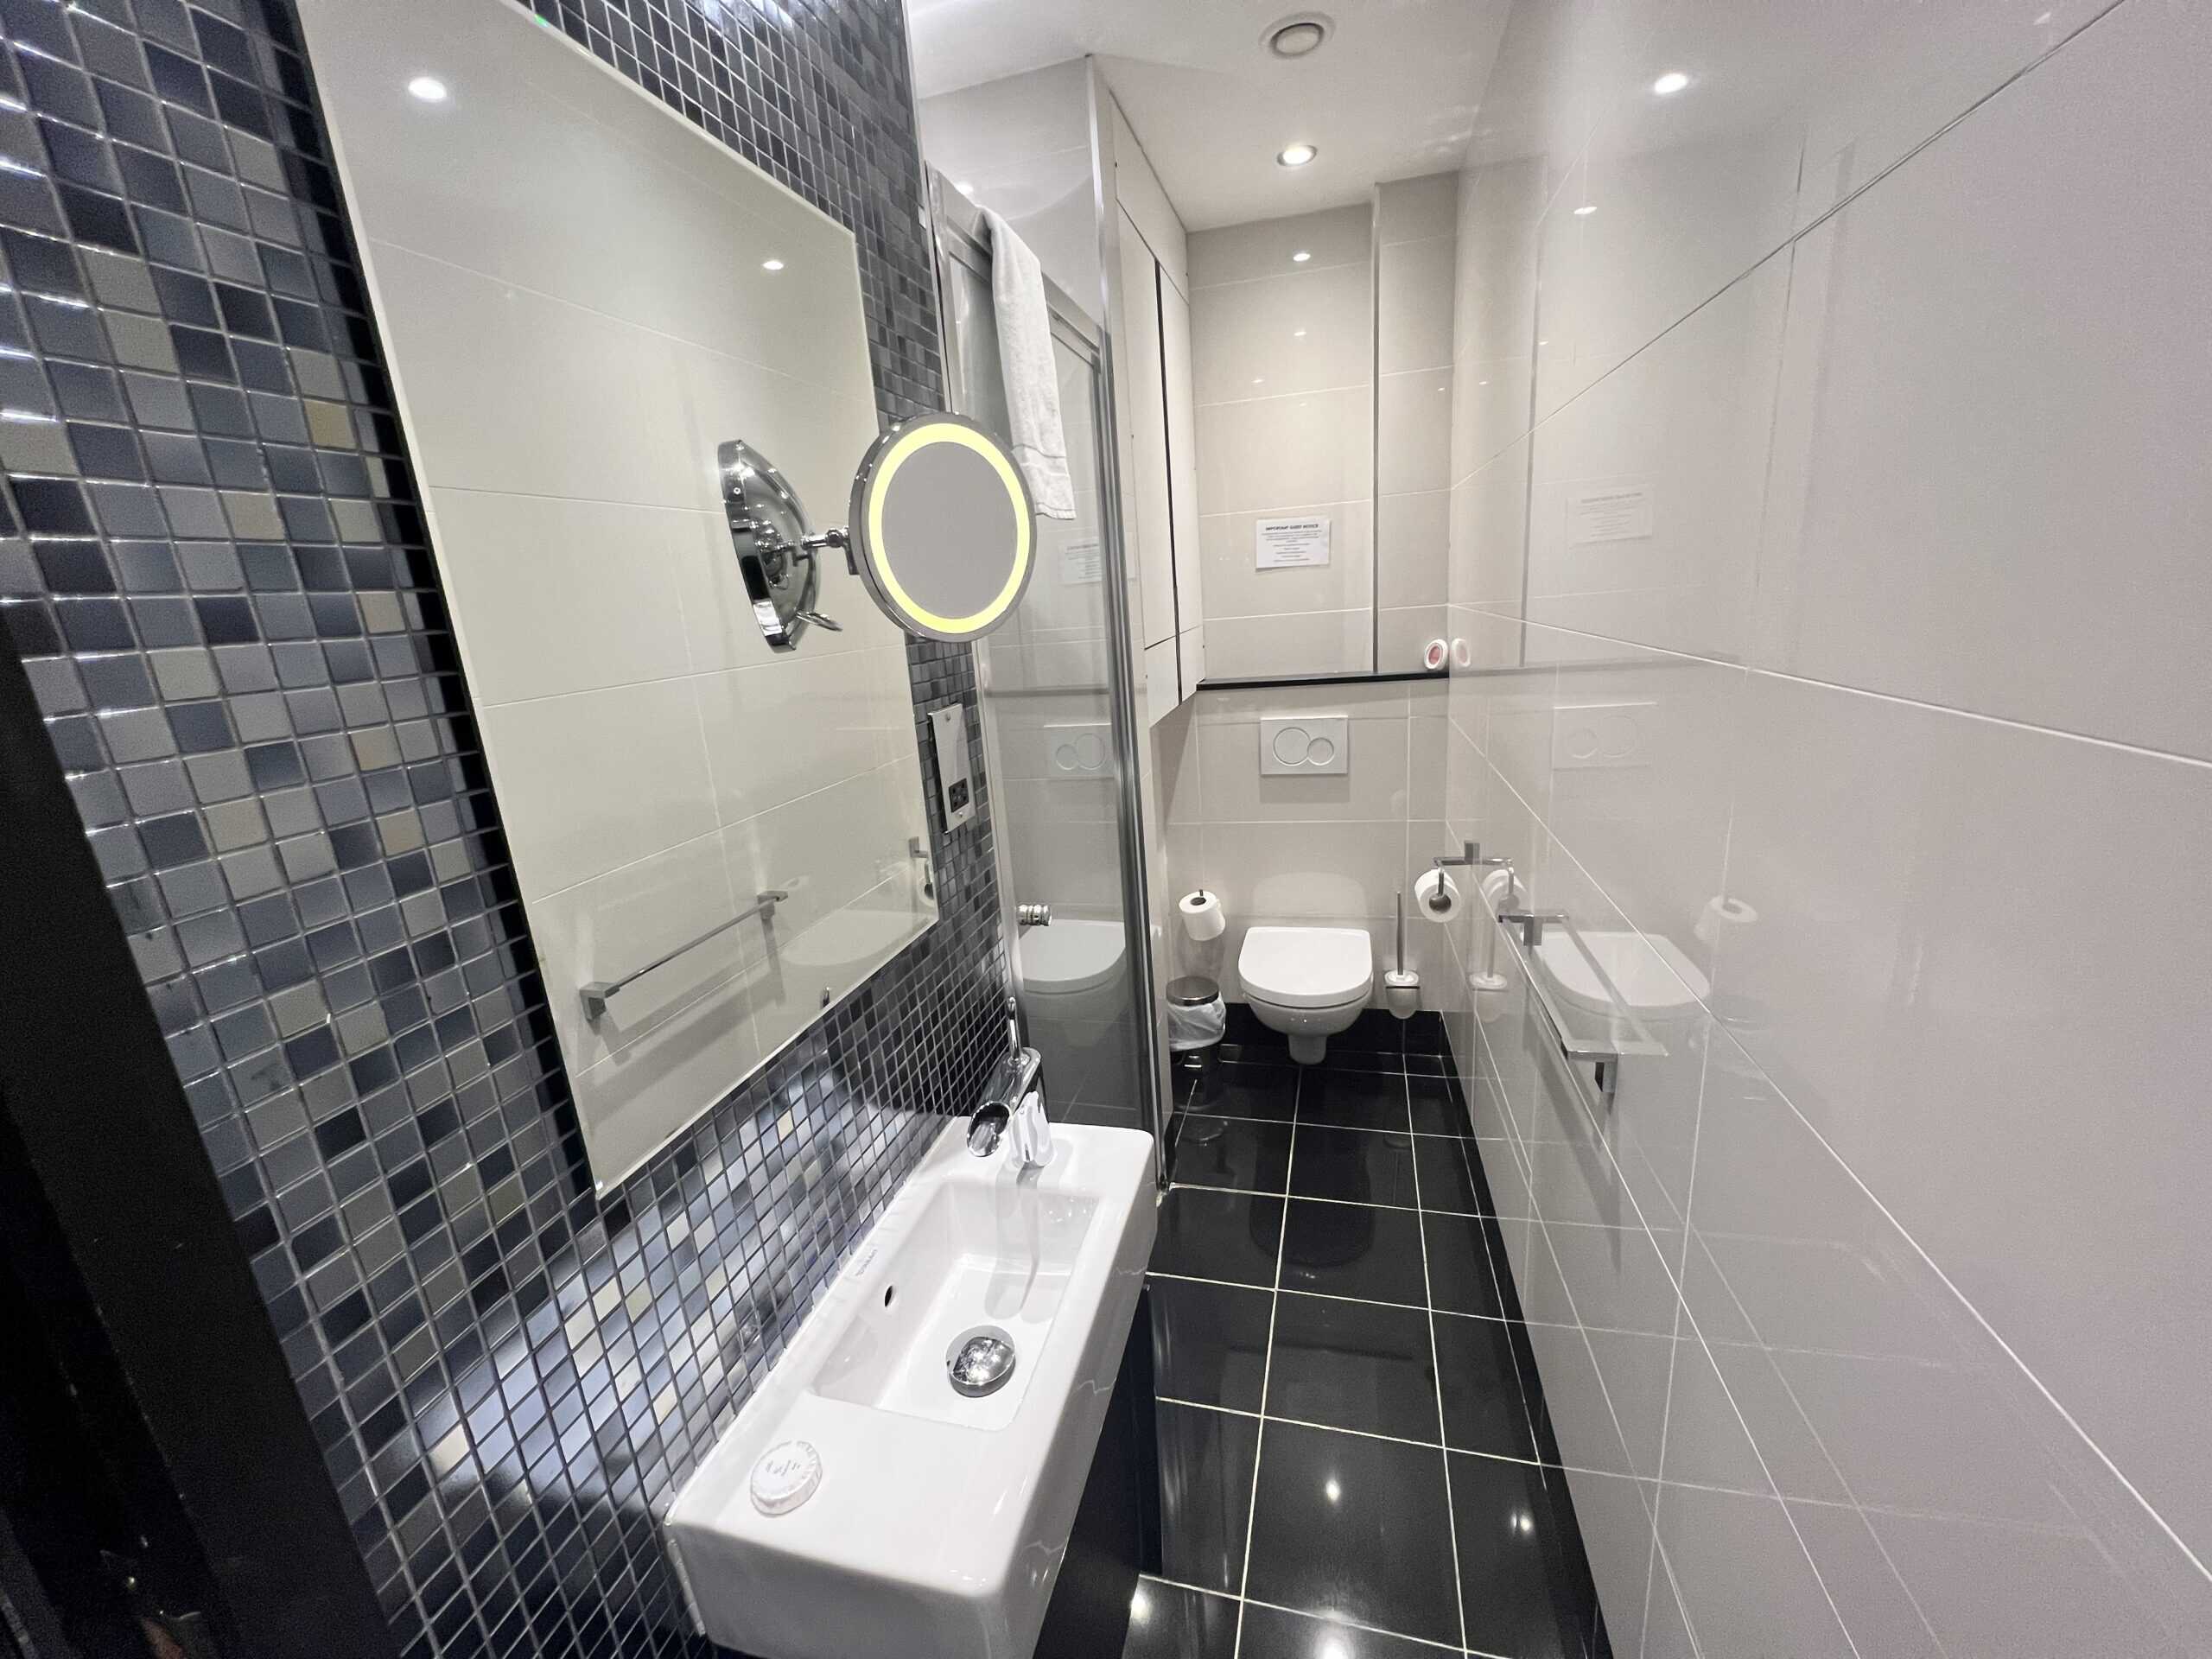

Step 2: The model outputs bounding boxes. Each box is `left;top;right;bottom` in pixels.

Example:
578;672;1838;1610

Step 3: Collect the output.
1017;918;1128;1032
1238;925;1374;1065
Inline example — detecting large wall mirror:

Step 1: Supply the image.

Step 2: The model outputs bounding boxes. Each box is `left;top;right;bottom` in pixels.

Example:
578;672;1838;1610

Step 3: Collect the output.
298;0;935;1187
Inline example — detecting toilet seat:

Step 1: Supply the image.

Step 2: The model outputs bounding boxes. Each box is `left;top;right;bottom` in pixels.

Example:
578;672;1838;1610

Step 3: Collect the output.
1239;926;1373;1008
1018;918;1126;996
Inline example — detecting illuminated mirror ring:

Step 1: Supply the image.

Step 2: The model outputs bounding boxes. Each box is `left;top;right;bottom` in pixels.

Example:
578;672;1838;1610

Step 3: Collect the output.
847;413;1036;642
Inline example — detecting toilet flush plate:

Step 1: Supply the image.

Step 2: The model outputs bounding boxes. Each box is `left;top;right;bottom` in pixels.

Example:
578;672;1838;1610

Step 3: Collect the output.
1259;715;1349;776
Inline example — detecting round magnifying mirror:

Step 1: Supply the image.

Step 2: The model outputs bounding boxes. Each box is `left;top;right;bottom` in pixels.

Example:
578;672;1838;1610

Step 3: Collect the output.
847;413;1035;642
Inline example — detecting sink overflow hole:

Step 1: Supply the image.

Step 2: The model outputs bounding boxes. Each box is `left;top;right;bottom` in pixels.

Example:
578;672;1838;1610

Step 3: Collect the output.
882;1285;895;1309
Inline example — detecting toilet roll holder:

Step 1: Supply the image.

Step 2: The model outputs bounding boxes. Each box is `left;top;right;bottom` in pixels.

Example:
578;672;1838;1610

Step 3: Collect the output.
1434;840;1511;874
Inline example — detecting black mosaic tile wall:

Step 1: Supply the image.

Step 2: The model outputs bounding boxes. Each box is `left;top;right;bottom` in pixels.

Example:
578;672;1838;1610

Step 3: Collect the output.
0;0;1007;1656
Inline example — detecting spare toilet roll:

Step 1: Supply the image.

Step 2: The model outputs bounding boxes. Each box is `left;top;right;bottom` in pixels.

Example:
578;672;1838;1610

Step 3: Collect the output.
1413;868;1459;921
1694;895;1758;950
1179;889;1226;942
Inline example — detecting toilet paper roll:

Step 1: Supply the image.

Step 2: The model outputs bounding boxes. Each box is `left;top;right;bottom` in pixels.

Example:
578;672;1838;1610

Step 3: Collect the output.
1694;895;1758;950
1179;889;1226;942
1413;867;1459;921
1478;866;1518;912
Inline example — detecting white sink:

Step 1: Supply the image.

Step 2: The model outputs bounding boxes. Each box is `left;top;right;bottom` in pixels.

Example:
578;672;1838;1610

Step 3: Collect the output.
666;1116;1157;1659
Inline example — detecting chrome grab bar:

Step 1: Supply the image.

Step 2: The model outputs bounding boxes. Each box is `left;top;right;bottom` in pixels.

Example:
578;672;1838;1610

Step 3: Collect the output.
579;889;788;1023
1488;904;1665;1115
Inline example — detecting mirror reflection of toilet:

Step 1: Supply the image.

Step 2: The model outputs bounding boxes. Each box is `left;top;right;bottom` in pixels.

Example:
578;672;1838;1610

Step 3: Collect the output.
1237;925;1375;1065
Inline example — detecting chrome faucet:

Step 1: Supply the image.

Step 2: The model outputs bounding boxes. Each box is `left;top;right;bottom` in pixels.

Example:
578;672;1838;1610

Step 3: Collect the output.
968;999;1047;1165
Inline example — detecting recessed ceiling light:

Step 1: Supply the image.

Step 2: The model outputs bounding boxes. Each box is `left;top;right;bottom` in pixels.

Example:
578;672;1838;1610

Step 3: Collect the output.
1293;328;1308;338
1652;70;1690;95
953;180;975;194
406;75;448;103
1291;249;1311;264
1263;13;1332;59
1573;202;1597;216
1276;143;1317;168
761;258;785;271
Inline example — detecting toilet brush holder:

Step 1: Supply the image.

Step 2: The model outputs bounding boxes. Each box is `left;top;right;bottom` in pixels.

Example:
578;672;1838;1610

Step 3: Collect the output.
1385;893;1420;1018
1383;969;1421;1020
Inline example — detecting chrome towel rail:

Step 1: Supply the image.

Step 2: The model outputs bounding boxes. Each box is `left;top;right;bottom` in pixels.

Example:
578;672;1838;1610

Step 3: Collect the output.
1489;904;1665;1115
579;889;788;1023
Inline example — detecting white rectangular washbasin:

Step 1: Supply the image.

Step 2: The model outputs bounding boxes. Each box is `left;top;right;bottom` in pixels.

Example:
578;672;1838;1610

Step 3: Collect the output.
665;1116;1157;1659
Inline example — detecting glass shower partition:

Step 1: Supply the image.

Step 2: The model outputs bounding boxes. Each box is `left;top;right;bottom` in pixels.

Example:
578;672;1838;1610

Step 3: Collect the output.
928;175;1164;1166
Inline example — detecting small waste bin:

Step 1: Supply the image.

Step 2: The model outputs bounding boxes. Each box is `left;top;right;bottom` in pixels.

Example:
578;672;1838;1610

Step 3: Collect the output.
1165;976;1225;1092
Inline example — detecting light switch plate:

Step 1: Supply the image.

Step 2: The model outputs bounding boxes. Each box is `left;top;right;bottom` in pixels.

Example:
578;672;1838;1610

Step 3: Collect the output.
930;705;975;828
1551;701;1656;770
1259;715;1350;776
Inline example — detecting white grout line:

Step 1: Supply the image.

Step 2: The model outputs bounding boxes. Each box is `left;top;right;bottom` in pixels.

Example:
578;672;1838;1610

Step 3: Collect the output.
1168;1175;1486;1220
1230;1058;1299;1659
1242;1592;1474;1654
1407;1067;1472;1655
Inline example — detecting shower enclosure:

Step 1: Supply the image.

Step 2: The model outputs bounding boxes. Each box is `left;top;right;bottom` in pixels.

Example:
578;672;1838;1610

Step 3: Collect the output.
927;175;1166;1166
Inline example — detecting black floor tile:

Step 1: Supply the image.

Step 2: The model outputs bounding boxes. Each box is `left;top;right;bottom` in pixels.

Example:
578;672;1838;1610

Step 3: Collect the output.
1267;1292;1439;1442
1332;1007;1410;1056
1423;1210;1507;1318
1318;1045;1402;1075
1288;1125;1419;1208
1433;1312;1541;1460
1244;1421;1461;1648
1412;1133;1486;1214
1406;1052;1449;1077
1156;1403;1261;1596
1173;1114;1293;1193
1449;1451;1607;1659
1407;1074;1469;1135
1403;1009;1447;1055
1238;1604;1442;1659
1279;1199;1428;1306
1154;1189;1283;1287
1187;1060;1300;1122
1122;1580;1238;1658
1296;1069;1408;1130
1149;1275;1272;1412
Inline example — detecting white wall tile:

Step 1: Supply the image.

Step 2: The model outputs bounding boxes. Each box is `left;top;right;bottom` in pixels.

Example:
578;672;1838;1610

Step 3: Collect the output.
1753;0;2212;759
426;488;694;703
1191;261;1371;404
1190;203;1371;287
1199;611;1372;681
1195;385;1374;518
478;677;717;901
1376;233;1456;375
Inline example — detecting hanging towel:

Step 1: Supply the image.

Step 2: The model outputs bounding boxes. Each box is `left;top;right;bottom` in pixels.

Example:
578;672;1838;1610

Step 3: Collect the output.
983;209;1075;520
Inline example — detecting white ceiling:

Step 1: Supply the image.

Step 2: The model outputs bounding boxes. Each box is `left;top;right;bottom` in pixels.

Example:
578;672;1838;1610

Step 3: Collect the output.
907;0;1510;230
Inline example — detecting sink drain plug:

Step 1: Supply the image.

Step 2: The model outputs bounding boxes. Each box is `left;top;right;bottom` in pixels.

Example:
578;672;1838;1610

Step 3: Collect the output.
945;1325;1017;1398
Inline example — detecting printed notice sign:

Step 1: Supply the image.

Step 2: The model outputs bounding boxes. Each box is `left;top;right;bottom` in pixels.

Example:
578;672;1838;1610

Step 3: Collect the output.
1255;515;1332;569
1060;537;1102;586
1566;481;1655;544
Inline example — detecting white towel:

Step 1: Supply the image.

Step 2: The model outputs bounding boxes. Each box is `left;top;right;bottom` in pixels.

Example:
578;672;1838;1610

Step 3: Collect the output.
983;210;1075;520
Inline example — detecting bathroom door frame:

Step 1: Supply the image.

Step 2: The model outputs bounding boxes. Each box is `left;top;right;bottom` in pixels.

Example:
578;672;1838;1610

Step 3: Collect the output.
925;172;1169;1188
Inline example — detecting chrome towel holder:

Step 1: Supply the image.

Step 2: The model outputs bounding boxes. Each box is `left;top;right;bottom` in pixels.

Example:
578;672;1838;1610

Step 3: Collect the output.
579;889;788;1023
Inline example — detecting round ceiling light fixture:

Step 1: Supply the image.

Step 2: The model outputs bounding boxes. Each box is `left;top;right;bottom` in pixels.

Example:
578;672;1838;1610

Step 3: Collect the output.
406;74;448;102
1263;12;1333;59
1652;70;1691;95
1276;142;1318;168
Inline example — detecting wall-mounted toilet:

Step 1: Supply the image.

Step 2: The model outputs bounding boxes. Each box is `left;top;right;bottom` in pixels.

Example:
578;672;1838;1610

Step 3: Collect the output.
1238;925;1374;1065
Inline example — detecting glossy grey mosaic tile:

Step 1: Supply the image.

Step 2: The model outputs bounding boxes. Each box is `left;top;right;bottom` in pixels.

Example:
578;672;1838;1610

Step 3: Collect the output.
0;0;1003;1656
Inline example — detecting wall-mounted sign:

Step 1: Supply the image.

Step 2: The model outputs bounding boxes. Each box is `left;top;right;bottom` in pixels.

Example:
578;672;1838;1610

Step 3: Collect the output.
1255;514;1332;569
1565;480;1655;544
1060;537;1102;585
